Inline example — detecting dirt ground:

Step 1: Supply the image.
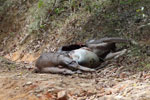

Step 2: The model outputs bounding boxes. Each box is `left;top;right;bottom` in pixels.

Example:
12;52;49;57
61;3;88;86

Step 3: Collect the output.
0;61;150;100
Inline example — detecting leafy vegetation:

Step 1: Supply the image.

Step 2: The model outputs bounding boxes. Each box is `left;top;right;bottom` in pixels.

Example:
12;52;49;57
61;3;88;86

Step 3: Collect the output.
27;0;104;34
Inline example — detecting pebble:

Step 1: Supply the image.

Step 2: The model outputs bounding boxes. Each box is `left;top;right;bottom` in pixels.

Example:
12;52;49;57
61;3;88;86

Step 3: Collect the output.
57;90;68;100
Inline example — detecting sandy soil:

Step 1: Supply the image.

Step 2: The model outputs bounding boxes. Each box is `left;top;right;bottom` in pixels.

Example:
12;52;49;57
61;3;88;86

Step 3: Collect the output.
0;64;150;100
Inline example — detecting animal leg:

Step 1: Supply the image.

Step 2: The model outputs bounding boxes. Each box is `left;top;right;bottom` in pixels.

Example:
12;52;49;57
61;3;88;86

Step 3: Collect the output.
77;65;96;72
66;61;96;72
34;67;76;75
104;49;127;60
61;55;96;72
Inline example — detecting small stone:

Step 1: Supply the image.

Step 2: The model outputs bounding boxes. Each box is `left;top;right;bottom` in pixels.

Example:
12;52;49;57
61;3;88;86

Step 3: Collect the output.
15;87;20;90
23;81;33;87
57;90;68;100
36;94;42;98
34;89;44;94
26;81;32;85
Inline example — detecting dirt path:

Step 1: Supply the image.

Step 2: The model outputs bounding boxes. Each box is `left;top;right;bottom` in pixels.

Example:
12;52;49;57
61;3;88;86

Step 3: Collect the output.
0;66;150;100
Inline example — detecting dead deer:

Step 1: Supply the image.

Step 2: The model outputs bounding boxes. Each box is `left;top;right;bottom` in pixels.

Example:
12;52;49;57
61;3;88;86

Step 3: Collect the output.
58;37;129;68
35;37;129;74
34;52;95;75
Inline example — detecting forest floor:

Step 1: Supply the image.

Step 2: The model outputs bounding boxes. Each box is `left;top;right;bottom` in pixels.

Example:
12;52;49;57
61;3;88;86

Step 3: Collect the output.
0;58;150;100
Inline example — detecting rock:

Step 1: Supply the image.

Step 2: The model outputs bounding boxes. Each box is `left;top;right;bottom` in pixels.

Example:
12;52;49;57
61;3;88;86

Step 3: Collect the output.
15;87;20;90
34;89;44;94
23;81;32;87
57;90;68;100
26;81;32;85
36;94;42;98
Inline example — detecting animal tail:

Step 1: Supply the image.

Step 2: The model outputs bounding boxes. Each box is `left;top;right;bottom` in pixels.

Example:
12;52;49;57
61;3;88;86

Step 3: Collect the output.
87;37;130;44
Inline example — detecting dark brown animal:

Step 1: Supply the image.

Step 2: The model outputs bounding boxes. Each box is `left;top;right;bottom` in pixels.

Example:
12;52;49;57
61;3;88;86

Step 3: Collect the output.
86;37;129;59
34;52;95;74
34;37;129;74
58;37;129;61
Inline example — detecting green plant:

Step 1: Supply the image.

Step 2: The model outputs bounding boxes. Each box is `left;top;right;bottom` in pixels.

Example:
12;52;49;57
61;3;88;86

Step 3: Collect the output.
38;0;44;8
54;7;65;15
